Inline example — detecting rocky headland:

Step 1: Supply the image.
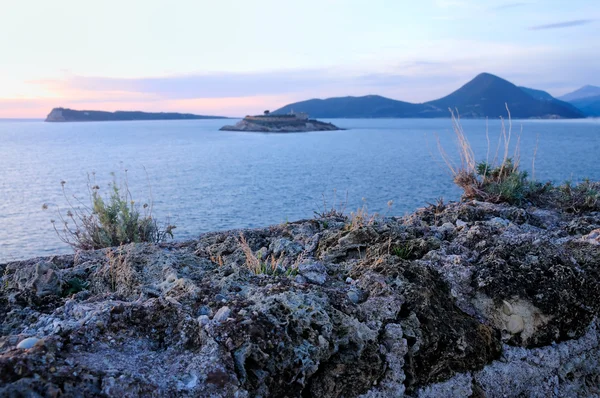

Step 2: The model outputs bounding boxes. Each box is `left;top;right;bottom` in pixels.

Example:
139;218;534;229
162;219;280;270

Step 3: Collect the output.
1;197;600;397
45;108;228;122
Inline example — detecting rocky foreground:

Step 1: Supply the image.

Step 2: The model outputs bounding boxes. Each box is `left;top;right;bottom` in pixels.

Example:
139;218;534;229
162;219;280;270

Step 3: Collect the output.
1;199;600;397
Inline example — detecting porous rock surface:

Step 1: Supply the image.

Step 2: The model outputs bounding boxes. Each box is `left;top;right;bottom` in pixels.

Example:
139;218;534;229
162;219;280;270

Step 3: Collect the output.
1;200;600;397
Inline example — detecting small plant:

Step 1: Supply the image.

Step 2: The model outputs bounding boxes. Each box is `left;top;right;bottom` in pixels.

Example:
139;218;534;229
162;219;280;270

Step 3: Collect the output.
438;108;600;211
557;179;600;213
239;234;301;276
239;234;262;274
314;189;348;219
46;172;175;250
384;200;394;217
62;277;90;296
426;197;446;224
474;159;532;204
439;106;545;205
346;200;377;230
210;254;225;267
285;265;299;277
392;244;413;260
2;266;10;292
239;234;281;275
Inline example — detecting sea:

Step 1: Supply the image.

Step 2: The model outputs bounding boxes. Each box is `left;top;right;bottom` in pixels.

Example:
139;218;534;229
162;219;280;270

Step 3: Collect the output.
1;117;599;263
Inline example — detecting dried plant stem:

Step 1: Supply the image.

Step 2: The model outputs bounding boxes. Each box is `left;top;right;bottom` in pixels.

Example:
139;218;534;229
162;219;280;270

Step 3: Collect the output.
532;134;540;181
239;234;261;274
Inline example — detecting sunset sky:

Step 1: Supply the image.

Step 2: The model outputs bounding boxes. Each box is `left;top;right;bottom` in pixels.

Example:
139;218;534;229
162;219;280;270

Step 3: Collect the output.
1;0;598;118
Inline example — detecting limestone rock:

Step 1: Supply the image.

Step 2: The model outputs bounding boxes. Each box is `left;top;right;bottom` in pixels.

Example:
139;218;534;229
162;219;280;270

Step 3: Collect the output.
213;306;231;323
10;261;61;298
1;199;600;397
16;337;41;349
298;260;327;285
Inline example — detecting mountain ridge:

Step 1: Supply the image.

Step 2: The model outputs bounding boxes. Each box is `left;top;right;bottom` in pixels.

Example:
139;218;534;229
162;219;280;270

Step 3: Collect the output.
274;73;585;119
558;85;600;102
273;95;433;119
518;86;554;101
569;95;600;117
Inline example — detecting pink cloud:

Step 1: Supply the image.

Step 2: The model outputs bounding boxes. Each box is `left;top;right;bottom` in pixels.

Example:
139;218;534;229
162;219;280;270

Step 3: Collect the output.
0;95;297;118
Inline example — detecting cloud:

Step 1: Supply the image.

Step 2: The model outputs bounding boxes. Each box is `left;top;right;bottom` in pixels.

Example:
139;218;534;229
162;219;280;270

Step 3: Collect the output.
39;68;458;101
7;38;597;118
34;68;466;106
35;70;347;100
492;2;526;10
529;19;594;30
434;0;471;9
0;95;295;118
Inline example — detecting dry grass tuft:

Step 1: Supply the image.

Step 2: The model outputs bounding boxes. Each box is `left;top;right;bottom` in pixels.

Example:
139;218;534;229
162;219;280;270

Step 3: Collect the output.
314;189;348;219
346;201;377;230
238;234;302;276
239;234;262;274
438;106;544;204
210;254;224;267
239;234;285;275
557;179;600;213
93;246;137;293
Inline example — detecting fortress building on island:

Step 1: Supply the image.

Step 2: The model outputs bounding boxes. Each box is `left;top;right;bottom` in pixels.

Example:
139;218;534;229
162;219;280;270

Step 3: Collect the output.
219;110;341;133
243;110;309;123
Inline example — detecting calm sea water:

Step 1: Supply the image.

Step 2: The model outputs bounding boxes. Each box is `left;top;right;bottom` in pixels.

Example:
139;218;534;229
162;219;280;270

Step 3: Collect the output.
1;118;599;263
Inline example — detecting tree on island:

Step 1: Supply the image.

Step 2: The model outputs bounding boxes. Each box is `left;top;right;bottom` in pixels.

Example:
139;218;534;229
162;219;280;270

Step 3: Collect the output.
264;110;270;115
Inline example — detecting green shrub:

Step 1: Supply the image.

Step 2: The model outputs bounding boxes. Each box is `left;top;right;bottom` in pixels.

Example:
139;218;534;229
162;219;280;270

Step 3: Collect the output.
556;179;600;213
474;159;534;204
439;109;599;211
47;173;175;250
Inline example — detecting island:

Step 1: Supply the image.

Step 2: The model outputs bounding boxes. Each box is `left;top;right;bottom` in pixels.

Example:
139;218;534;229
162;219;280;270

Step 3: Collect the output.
45;107;228;122
219;111;342;132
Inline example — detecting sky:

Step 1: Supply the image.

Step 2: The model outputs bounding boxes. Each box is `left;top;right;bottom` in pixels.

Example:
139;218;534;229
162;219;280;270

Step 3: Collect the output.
1;0;598;118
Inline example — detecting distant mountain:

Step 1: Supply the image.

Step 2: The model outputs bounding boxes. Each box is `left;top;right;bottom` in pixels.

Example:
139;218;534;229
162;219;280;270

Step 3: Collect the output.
45;108;228;122
425;73;583;119
558;85;600;102
274;73;584;119
519;86;554;101
272;95;432;118
569;95;600;117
